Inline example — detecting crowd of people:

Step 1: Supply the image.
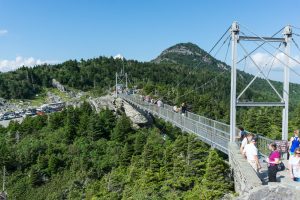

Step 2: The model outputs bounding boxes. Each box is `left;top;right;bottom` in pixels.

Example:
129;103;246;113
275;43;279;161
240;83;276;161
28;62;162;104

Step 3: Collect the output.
239;127;300;183
140;95;188;116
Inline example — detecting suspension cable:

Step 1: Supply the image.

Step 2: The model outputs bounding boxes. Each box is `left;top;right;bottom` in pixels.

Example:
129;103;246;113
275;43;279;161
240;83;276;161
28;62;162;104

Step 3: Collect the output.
239;42;284;100
242;32;300;78
266;43;282;78
292;38;300;54
175;26;231;87
292;26;300;30
239;23;300;66
237;26;285;65
224;37;231;63
214;34;231;57
176;36;232;99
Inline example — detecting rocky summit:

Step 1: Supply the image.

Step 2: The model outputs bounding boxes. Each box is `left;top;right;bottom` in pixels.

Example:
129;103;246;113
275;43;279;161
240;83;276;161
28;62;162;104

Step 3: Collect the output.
152;42;228;70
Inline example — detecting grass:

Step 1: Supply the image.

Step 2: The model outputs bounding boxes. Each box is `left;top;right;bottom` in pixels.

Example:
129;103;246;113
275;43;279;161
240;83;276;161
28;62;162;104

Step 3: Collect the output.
8;88;76;108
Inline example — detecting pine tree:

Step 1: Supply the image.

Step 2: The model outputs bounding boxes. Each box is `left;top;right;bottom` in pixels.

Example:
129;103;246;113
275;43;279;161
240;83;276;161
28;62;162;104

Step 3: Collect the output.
201;150;233;200
111;115;132;142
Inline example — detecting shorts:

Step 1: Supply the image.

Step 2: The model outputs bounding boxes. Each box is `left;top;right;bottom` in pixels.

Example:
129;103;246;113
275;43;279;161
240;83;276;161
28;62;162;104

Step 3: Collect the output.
248;160;258;172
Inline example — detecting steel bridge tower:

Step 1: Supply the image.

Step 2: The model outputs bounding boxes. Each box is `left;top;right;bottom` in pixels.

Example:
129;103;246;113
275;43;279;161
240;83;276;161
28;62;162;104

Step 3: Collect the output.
230;21;292;142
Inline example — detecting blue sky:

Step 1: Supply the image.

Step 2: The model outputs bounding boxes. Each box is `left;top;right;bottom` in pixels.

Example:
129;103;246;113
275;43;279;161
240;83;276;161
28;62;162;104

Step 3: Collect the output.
0;0;300;82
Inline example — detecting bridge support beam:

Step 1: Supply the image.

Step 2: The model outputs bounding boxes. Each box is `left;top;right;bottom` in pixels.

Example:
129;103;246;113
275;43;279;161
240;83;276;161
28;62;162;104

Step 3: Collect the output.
230;22;239;142
282;25;292;140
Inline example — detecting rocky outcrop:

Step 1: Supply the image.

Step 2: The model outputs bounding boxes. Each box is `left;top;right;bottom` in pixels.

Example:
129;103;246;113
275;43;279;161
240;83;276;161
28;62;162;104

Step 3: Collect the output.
236;184;300;200
122;100;149;128
89;95;116;112
89;95;149;128
52;79;66;92
47;92;62;103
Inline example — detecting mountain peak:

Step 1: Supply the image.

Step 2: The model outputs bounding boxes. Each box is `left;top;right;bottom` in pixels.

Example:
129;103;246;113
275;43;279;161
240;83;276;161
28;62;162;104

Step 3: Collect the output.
152;42;228;70
152;42;212;64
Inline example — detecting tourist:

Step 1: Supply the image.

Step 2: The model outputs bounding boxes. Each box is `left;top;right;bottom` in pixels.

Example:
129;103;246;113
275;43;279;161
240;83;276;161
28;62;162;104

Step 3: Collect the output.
145;95;150;103
289;147;300;182
239;127;246;141
240;133;254;155
181;102;187;116
267;143;280;182
157;99;163;107
243;138;261;172
173;105;179;113
289;130;300;157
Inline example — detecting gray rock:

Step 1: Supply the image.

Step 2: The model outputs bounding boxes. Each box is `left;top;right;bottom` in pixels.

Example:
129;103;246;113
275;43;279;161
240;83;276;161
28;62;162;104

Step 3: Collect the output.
89;95;149;129
236;185;300;200
122;100;148;128
52;79;66;92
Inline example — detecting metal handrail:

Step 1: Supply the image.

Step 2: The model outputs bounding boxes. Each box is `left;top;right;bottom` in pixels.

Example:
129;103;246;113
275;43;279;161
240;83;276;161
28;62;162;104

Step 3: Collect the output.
121;94;230;154
120;94;276;156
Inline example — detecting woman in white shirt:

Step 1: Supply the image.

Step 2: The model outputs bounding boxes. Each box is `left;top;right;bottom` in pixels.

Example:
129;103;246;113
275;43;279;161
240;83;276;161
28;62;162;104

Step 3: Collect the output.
289;147;300;182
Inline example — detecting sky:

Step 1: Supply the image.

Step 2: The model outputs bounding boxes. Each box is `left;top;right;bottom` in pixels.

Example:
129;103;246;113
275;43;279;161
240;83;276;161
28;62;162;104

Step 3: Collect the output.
0;0;300;82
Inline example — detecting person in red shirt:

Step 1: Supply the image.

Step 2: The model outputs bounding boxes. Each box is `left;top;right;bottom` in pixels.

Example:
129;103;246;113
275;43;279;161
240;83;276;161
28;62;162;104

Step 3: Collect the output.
267;143;281;182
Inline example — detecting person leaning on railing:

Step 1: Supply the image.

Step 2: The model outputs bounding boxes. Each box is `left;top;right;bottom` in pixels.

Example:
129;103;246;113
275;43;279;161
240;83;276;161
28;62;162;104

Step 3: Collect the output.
243;137;262;172
240;133;254;155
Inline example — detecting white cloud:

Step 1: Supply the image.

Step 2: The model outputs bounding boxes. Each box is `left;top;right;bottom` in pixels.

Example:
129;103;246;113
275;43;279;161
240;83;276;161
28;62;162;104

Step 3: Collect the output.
0;29;8;36
250;52;300;71
0;56;60;72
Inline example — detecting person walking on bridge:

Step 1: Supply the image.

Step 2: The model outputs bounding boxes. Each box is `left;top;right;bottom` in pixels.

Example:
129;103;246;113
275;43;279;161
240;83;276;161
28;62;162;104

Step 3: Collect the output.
181;102;187;116
243;138;261;172
267;143;280;182
289;130;300;157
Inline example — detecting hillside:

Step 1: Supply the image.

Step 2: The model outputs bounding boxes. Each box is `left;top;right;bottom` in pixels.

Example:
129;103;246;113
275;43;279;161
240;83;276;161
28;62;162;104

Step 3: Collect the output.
0;43;300;138
0;102;233;199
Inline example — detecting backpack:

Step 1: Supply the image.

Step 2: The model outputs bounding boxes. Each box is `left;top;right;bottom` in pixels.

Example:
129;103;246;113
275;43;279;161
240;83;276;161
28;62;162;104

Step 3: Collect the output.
290;136;300;153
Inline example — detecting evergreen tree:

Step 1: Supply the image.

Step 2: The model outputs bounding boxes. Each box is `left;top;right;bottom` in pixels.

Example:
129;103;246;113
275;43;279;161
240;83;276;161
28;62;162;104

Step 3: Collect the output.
201;150;233;200
111;115;132;142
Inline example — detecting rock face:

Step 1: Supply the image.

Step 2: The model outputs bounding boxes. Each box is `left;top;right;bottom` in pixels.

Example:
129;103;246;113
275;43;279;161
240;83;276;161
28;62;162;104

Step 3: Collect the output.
236;184;300;200
47;92;62;103
89;95;116;112
122;100;149;128
52;79;66;92
152;43;213;64
89;95;149;128
151;42;229;71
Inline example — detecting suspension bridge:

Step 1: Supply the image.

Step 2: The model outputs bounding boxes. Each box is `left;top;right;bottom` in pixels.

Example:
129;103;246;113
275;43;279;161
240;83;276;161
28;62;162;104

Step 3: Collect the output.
117;21;300;194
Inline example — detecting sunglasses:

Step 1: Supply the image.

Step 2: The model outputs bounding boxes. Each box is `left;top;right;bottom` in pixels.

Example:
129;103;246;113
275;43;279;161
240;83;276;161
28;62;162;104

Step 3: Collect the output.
295;152;300;155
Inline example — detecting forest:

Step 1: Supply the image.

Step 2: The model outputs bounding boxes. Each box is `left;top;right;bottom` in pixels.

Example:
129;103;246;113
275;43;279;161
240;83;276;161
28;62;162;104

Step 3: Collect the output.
1;42;300;199
1;45;300;139
0;103;233;199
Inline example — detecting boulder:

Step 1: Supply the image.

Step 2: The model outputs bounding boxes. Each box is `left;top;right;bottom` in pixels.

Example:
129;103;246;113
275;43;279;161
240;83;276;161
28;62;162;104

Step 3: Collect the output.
236;184;300;200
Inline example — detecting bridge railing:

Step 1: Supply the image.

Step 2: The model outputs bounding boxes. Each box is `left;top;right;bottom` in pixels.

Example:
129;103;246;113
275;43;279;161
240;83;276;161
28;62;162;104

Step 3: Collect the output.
120;94;275;156
256;135;274;157
120;94;230;154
